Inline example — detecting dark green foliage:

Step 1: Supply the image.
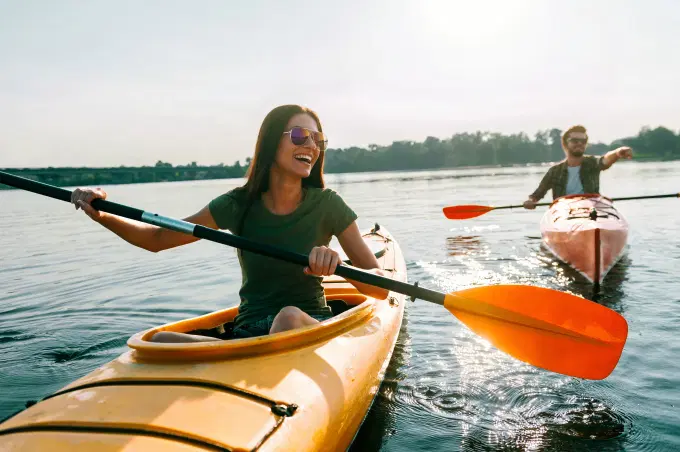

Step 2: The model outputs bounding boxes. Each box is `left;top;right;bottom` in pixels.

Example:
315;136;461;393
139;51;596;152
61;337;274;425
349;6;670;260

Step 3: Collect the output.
2;126;678;188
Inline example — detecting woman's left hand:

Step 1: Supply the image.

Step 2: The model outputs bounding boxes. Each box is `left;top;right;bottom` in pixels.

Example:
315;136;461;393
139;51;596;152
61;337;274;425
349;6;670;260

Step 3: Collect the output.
304;246;341;276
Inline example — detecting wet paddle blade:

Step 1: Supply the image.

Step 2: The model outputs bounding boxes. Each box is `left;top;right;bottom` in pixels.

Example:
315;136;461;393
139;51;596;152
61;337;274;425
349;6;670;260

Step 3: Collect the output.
442;205;494;219
444;285;628;379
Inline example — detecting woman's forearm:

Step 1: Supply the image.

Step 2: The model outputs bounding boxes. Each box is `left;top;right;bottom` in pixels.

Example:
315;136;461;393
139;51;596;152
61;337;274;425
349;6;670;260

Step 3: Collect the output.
97;213;198;252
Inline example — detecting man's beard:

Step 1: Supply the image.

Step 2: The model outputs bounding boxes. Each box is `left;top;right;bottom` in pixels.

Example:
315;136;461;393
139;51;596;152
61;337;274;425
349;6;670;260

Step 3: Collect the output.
568;148;585;157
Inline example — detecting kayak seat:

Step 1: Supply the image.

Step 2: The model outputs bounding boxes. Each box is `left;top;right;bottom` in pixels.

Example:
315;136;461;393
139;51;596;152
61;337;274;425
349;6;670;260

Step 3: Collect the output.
327;293;368;316
327;298;351;315
187;322;235;340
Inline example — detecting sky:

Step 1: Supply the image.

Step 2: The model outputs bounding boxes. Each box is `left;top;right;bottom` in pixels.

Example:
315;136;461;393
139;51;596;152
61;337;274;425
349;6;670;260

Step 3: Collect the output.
1;0;679;168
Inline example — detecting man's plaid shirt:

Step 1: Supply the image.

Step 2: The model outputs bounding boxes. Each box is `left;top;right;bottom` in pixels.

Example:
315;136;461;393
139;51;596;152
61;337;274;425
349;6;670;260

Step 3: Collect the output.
530;155;606;201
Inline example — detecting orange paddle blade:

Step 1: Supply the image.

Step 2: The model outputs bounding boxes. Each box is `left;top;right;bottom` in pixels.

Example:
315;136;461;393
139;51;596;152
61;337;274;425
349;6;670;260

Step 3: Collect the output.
442;205;494;219
444;285;628;379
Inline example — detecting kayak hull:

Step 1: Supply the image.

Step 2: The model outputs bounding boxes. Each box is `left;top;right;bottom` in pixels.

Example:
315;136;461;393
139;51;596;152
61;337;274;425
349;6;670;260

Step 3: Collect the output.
0;226;407;452
540;194;628;284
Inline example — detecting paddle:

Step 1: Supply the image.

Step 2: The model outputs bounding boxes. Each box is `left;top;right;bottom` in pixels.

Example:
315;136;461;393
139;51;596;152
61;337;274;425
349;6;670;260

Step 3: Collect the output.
443;192;680;219
0;170;627;380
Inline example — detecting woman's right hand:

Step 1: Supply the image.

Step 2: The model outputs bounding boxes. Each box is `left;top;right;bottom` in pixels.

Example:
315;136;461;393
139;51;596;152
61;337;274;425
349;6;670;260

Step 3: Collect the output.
71;188;108;222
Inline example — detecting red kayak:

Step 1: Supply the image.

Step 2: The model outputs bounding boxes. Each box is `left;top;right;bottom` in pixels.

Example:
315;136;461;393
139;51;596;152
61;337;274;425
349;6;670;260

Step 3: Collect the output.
540;194;629;284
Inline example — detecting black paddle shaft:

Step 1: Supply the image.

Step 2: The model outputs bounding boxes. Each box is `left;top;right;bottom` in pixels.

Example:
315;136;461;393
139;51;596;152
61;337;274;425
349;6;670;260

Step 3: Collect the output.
0;171;447;305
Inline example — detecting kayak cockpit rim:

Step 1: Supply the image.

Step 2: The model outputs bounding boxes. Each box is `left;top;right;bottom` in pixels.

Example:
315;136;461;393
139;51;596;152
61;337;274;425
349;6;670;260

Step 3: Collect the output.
126;291;386;361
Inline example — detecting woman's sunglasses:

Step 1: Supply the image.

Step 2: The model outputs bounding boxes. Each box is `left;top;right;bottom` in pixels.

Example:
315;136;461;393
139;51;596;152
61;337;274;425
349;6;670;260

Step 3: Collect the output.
283;127;328;151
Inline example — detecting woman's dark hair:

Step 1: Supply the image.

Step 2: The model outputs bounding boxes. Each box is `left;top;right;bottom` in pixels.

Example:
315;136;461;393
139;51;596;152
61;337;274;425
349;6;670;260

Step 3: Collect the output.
237;105;326;234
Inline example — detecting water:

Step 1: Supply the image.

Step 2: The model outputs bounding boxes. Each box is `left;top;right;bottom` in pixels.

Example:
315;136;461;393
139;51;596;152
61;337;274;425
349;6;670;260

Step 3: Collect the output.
1;161;679;451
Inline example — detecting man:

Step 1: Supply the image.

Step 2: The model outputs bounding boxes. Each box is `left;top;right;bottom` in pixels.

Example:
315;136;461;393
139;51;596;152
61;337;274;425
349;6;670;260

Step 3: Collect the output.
523;125;633;209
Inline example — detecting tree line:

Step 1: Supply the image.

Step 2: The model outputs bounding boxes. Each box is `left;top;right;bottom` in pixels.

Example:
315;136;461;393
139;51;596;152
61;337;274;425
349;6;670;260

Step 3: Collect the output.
2;126;678;189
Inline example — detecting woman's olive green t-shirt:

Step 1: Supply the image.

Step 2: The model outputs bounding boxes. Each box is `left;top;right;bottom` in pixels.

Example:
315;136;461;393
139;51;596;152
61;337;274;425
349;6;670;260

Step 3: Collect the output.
208;187;358;328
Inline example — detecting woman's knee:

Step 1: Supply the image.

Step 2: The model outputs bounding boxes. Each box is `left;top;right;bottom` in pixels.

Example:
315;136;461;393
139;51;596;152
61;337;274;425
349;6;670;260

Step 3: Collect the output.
275;306;305;324
271;306;309;331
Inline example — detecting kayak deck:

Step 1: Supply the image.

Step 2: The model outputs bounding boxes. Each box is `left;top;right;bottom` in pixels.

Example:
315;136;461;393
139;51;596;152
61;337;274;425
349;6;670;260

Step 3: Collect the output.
0;226;407;452
540;194;628;284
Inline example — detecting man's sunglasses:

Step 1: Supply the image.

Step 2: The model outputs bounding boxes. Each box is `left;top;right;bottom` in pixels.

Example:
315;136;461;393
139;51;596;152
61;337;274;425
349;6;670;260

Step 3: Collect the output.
283;127;328;151
568;138;587;144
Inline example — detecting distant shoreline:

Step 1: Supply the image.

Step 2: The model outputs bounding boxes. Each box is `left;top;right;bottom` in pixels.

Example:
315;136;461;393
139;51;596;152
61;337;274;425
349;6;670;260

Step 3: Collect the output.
3;124;678;189
1;158;673;190
4;120;679;193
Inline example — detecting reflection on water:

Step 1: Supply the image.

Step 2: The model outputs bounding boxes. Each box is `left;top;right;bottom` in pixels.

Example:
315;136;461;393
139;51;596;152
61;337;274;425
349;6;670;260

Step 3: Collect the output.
537;243;632;310
446;235;484;257
350;309;412;451
590;255;632;310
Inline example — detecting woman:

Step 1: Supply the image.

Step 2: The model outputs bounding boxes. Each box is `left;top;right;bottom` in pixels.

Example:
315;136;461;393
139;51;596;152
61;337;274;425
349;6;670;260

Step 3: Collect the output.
71;104;387;342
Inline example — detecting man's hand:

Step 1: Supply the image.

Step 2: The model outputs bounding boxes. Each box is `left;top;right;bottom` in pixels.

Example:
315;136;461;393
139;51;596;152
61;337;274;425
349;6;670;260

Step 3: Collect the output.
523;199;537;210
615;146;633;160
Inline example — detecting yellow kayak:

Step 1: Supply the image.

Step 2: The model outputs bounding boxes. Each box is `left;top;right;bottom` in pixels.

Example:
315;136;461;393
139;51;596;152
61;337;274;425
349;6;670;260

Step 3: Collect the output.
0;226;406;451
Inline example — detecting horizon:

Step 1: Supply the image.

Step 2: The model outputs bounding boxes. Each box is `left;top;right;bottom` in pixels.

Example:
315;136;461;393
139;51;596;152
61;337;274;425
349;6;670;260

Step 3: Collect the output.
0;126;658;170
2;0;680;168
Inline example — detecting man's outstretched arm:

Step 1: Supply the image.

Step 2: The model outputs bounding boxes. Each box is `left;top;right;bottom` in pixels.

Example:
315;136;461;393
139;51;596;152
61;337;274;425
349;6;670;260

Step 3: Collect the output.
602;146;633;170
